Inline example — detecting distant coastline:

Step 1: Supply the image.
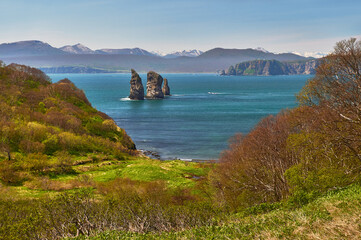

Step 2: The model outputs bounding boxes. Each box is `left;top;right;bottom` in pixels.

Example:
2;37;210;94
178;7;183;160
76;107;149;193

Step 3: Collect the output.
1;40;315;74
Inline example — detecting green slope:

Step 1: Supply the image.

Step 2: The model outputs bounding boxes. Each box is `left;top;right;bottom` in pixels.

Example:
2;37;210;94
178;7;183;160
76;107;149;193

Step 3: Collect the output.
81;184;361;239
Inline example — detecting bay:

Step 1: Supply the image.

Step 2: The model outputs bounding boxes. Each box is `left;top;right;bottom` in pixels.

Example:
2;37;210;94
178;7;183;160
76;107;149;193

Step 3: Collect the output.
48;73;311;160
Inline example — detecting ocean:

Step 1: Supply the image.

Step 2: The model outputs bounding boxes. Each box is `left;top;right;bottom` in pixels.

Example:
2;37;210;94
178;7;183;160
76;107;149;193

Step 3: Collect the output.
48;73;311;160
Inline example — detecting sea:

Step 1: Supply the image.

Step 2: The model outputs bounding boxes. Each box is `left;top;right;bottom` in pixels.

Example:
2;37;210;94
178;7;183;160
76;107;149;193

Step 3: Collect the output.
48;73;311;160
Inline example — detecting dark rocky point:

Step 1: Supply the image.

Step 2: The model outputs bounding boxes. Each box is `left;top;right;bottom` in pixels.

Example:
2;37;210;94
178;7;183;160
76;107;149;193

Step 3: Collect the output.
227;65;236;75
146;71;164;99
162;78;170;96
129;69;144;100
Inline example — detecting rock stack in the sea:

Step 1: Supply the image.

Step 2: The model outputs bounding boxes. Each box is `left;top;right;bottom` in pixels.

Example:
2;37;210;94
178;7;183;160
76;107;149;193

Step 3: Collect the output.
146;71;164;99
129;69;144;100
162;78;170;96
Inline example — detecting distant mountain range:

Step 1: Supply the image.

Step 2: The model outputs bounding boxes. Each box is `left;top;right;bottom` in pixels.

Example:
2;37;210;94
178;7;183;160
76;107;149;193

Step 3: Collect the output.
0;40;316;73
163;50;204;58
95;48;155;56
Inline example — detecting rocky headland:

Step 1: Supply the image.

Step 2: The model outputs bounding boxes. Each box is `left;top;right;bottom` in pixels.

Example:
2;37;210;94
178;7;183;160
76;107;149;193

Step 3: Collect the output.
221;59;318;76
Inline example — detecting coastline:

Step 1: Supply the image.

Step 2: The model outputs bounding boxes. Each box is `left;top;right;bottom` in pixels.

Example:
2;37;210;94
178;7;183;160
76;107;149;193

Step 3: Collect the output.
139;149;216;163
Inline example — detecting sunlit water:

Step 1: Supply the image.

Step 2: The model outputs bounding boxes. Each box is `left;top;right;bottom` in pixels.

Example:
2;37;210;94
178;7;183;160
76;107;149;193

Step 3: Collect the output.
48;73;311;160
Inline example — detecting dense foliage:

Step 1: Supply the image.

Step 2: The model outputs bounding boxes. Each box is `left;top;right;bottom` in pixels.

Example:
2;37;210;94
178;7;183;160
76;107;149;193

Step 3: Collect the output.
213;38;361;208
0;180;222;239
0;62;135;185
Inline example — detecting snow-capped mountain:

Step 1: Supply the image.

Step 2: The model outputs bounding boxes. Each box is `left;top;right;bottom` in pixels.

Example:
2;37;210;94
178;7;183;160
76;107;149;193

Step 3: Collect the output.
253;47;270;53
292;51;329;58
95;48;155;56
151;51;167;57
164;49;204;58
59;43;95;54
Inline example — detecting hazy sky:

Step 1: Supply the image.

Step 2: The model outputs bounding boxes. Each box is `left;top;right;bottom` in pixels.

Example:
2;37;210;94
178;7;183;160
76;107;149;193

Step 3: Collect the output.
1;0;360;54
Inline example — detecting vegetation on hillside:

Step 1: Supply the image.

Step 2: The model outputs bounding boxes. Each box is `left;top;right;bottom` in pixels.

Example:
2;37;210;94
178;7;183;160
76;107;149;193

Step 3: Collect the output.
212;38;361;209
0;61;215;239
76;183;361;239
0;38;360;239
0;62;137;187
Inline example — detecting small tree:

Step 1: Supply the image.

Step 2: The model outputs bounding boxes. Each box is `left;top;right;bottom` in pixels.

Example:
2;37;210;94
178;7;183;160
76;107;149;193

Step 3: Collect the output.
298;38;361;162
298;38;361;120
212;111;298;209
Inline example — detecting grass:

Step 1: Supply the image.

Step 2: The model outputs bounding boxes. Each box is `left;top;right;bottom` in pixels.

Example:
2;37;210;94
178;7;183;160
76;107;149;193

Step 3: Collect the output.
75;184;361;239
119;160;208;188
9;186;55;198
7;156;212;198
244;68;255;75
81;158;209;188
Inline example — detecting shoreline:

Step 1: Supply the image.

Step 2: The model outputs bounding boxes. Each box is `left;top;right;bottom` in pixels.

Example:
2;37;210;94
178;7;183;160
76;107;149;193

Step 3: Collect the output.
139;149;217;163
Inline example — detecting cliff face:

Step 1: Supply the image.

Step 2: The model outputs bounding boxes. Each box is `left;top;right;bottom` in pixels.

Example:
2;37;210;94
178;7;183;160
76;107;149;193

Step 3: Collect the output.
129;69;144;100
285;60;318;75
146;71;164;99
224;59;318;76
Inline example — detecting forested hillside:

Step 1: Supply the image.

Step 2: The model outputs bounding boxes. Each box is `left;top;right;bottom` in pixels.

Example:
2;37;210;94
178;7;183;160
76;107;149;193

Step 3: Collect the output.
0;62;135;185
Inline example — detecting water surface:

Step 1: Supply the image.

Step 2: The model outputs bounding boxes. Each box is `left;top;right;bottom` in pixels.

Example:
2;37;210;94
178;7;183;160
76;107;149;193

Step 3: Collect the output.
49;73;311;160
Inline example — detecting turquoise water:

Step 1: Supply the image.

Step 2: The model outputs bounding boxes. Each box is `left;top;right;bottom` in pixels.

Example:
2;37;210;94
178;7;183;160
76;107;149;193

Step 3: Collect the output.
48;73;311;160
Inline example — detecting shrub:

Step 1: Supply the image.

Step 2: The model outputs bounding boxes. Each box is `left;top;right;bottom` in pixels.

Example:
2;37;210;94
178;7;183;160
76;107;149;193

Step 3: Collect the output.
42;134;60;155
0;160;24;185
53;151;74;174
19;139;45;154
21;153;51;174
211;112;297;209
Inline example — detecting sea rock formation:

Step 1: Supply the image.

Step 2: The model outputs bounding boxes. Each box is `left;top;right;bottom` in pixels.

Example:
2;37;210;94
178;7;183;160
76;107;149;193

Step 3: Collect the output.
129;69;144;100
162;78;170;96
146;71;164;99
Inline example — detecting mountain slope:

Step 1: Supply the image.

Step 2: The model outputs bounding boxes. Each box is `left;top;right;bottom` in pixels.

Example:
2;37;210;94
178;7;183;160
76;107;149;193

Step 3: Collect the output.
60;43;95;54
200;48;308;61
0;40;66;57
164;49;203;58
95;47;156;56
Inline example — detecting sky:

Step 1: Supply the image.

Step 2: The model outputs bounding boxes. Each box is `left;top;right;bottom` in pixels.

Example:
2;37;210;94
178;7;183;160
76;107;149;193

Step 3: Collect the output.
0;0;360;54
